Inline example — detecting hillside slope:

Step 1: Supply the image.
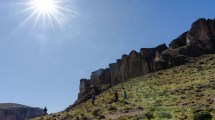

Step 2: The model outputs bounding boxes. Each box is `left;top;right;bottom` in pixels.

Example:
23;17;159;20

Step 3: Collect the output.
35;53;215;120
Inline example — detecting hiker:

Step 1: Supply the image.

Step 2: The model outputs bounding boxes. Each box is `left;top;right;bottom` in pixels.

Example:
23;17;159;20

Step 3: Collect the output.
92;95;95;105
115;91;118;102
123;91;127;100
44;107;47;115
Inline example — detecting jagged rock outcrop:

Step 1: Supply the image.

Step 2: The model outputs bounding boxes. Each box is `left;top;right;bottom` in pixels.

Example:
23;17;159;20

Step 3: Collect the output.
129;50;143;78
0;103;43;120
91;68;111;88
109;63;117;86
120;55;130;82
116;59;122;84
140;48;155;73
169;32;188;49
78;79;91;99
140;44;168;72
187;18;215;53
72;18;215;109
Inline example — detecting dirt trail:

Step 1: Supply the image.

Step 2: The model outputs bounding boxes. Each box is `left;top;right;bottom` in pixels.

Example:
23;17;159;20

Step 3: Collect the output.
104;110;143;119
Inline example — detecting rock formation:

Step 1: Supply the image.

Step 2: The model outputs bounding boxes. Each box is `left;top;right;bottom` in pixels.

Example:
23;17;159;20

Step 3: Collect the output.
169;32;188;49
120;55;130;82
71;18;215;108
0;103;43;120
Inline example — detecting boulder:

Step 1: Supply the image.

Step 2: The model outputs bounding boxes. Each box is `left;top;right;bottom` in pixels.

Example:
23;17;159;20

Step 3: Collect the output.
169;32;188;49
120;55;130;82
129;50;143;77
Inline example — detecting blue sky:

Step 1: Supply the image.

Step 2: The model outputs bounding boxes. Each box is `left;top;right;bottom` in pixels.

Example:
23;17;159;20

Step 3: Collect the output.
0;0;215;113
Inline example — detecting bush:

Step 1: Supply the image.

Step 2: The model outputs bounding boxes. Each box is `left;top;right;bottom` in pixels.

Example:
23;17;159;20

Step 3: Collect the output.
92;109;101;117
193;111;212;120
81;115;89;120
134;114;145;120
157;112;172;118
108;105;118;111
145;111;154;120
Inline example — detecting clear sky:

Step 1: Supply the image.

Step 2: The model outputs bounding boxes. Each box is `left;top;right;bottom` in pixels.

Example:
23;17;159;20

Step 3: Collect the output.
0;0;215;113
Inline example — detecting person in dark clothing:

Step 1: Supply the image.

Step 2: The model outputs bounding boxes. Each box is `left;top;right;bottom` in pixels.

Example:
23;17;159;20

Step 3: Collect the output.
115;91;118;102
44;107;47;115
92;95;95;105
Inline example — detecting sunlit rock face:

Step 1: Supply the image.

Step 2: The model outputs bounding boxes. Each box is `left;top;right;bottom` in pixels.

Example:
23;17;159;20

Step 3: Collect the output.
73;18;215;109
0;103;43;120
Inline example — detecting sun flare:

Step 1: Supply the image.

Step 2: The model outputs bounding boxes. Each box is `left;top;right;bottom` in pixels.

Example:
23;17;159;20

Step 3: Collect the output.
19;0;73;28
32;0;57;13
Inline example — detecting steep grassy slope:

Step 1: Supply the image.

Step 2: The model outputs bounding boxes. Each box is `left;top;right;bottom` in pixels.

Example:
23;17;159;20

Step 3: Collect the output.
35;54;215;120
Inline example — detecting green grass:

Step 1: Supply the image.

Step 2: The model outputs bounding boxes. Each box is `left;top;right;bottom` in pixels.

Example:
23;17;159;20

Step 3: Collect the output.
34;54;215;120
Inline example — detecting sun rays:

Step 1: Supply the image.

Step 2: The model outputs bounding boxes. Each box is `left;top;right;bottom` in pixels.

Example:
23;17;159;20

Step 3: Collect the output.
18;0;74;29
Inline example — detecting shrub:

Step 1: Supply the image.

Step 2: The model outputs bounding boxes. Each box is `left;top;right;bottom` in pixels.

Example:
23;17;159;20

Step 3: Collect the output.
92;109;101;117
108;105;118;111
81;115;89;120
134;114;145;120
193;111;212;120
157;112;172;119
99;114;105;119
145;111;154;120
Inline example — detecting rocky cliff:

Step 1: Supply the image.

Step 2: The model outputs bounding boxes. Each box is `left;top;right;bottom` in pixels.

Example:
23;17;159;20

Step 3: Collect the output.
0;103;43;120
70;18;215;108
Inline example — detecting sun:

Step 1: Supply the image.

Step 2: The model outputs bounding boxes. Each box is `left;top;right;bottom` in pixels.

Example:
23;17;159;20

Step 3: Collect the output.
32;0;57;13
19;0;73;28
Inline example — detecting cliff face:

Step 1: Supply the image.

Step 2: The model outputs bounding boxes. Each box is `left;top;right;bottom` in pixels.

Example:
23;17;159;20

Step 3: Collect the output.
71;18;215;108
0;103;43;120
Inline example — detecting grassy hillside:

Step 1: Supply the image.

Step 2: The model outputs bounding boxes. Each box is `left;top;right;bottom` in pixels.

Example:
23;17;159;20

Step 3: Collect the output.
35;54;215;120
